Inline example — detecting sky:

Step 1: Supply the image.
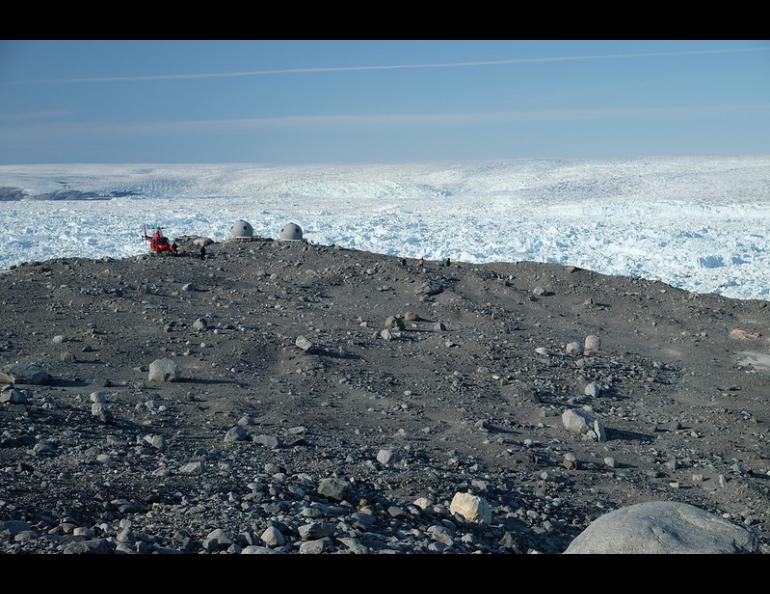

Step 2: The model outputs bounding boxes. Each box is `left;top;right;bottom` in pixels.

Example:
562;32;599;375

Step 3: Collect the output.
0;40;769;164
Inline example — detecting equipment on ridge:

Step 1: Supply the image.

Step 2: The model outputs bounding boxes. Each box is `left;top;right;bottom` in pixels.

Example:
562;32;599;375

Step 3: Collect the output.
143;226;177;254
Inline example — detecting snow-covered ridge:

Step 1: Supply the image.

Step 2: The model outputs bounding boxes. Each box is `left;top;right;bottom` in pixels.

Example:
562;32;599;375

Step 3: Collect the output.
1;157;769;300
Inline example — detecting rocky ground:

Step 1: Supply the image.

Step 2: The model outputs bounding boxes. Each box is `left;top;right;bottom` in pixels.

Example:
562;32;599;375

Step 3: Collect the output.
2;236;770;554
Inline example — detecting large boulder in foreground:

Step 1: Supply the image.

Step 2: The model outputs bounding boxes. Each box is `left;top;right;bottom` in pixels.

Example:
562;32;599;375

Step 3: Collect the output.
148;359;180;383
564;501;758;554
0;363;50;385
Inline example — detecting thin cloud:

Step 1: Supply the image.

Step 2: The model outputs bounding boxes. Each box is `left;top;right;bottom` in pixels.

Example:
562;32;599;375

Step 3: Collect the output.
3;104;769;140
5;46;769;85
0;109;70;122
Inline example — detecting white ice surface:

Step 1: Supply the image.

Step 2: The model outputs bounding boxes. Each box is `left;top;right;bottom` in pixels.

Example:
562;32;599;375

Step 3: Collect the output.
1;156;769;300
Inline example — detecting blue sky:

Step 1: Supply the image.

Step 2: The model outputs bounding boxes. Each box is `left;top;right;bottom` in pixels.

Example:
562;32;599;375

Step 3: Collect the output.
1;40;769;163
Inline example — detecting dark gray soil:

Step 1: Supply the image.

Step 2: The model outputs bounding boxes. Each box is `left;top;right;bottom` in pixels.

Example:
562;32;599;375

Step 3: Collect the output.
2;237;769;554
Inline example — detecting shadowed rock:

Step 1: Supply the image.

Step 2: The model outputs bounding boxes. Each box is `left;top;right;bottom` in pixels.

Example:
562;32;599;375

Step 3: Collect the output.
0;363;50;385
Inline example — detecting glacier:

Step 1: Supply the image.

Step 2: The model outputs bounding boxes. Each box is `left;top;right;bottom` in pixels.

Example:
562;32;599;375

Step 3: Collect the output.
1;156;769;300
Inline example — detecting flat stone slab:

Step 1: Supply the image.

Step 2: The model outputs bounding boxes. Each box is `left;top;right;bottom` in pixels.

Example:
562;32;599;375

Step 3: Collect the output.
564;501;758;554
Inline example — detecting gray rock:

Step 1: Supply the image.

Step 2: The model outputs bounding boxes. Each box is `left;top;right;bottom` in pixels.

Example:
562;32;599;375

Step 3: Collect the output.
298;521;334;540
295;336;313;352
565;501;758;554
350;511;377;529
584;382;601;397
91;402;107;417
418;282;443;296
299;538;328;554
0;363;50;385
148;358;180;383
237;414;255;426
252;434;280;449
241;545;270;554
59;351;76;363
178;461;203;475
584;335;601;356
563;453;578;470
566;341;582;356
52;335;66;344
32;441;55;457
384;316;405;330
14;530;38;543
428;525;454;546
449;492;492;524
413;497;433;510
90;391;107;403
376;449;399;466
63;538;113;554
317;477;350;501
404;312;418;321
433;322;447;332
203;528;234;551
338;537;369;554
193;318;208;331
1;520;31;536
143;434;165;450
224;426;249;443
260;526;285;547
594;420;607;442
0;388;27;404
380;329;393;341
562;408;595;435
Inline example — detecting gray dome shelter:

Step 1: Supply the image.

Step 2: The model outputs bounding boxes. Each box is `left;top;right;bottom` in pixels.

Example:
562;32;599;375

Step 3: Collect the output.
279;222;303;241
229;220;254;240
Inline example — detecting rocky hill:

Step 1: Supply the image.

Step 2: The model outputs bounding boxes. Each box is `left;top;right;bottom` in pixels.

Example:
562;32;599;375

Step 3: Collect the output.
1;239;769;554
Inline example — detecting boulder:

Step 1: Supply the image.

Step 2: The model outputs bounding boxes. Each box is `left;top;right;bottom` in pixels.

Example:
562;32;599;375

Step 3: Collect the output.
565;501;758;554
0;363;50;385
376;449;399;466
260;526;285;547
566;341;582;356
0;388;27;404
317;477;350;501
252;434;280;449
584;335;601;356
178;461;203;475
449;492;492;524
224;426;249;443
63;538;114;554
295;336;313;352
148;359;180;383
562;408;594;435
384;316;405;330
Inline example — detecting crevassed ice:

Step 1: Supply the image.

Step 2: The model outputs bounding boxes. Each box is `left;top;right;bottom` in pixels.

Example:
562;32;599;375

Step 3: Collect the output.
0;157;769;301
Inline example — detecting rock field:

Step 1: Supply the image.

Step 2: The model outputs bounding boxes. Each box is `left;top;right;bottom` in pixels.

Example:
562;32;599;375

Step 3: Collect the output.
2;236;770;554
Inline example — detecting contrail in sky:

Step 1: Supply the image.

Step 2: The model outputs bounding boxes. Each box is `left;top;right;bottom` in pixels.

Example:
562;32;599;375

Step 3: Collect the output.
5;46;769;85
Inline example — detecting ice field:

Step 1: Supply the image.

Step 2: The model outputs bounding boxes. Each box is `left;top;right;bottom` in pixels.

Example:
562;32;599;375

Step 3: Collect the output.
1;156;769;300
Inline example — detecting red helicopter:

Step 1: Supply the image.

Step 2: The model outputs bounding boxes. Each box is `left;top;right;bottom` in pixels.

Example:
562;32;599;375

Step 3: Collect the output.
142;226;177;253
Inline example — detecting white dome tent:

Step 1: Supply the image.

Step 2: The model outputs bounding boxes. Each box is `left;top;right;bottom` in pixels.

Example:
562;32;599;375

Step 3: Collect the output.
228;220;254;241
279;222;303;241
